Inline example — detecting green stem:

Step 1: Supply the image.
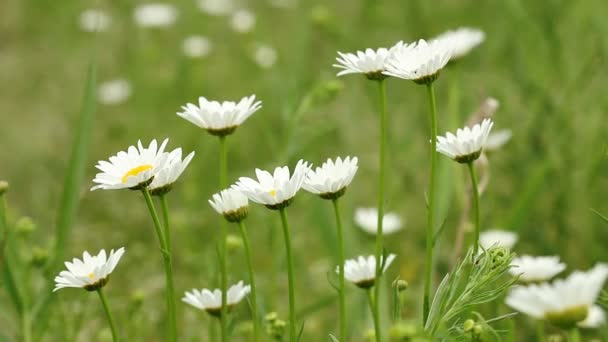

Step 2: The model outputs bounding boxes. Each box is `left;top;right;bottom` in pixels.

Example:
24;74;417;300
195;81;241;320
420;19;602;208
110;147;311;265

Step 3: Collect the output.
535;320;544;342
159;195;178;342
423;82;438;326
373;78;387;342
22;311;32;342
331;199;346;342
467;162;480;256
218;135;229;342
141;189;176;342
568;327;580;342
238;220;260;342
279;208;297;342
367;289;381;342
97;288;119;342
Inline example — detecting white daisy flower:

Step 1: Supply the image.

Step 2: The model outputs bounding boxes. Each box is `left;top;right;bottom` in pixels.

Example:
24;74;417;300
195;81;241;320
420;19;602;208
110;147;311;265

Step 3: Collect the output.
197;0;236;16
79;9;111;33
230;9;256;33
209;188;249;222
354;207;403;235
182;281;251;317
234;160;311;210
510;255;567;283
505;264;608;328
182;35;212;58
133;3;178;28
340;254;397;288
91;139;170;191
303;156;358;199
54;247;125;292
436;118;494;163
384;39;453;84
432;27;485;60
149;148;195;196
253;44;278;69
177;95;262;136
484;129;512;152
98;79;132;105
579;305;606;329
333;47;394;80
479;229;517;250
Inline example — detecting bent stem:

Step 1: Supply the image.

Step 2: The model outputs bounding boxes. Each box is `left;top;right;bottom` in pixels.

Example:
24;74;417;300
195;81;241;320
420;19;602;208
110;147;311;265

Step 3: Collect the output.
279;208;297;342
367;288;381;342
97;288;119;342
159;195;178;342
423;82;438;325
374;78;387;342
467;162;480;256
218;136;229;342
331;198;346;342
238;221;260;342
141;189;176;342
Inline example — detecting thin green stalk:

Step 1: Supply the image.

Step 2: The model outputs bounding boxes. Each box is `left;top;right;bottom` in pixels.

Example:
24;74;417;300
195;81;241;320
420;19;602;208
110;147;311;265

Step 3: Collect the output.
569;328;580;342
159;195;178;342
535;320;544;342
423;82;438;325
238;220;260;342
331;198;346;342
279;208;297;342
467;162;480;256
367;289;380;342
141;189;176;342
22;311;32;342
218;135;228;342
97;289;119;342
373;78;387;342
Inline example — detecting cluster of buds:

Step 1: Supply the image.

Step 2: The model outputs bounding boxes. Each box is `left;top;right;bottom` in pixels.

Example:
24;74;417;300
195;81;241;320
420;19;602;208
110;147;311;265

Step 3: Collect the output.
265;312;286;341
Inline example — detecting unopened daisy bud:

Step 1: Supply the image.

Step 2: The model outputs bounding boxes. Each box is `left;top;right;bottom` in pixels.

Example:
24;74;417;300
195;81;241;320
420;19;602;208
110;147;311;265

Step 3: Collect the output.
265;312;286;340
54;247;125;292
340;254;396;289
0;180;8;194
30;246;49;268
182;281;250;317
15;217;36;237
393;279;408;292
225;234;243;252
389;322;416;340
463;319;475;332
130;289;145;306
303;156;358;199
208;188;249;222
472;324;483;336
265;311;279;323
436;119;494;164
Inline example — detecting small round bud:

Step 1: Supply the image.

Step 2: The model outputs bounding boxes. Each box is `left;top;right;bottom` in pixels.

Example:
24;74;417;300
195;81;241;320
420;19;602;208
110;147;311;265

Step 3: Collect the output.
265;312;278;323
30;247;49;268
0;181;8;194
472;324;483;336
463;319;475;332
225;234;243;252
393;279;409;292
15;216;36;237
389;322;416;340
130;289;145;306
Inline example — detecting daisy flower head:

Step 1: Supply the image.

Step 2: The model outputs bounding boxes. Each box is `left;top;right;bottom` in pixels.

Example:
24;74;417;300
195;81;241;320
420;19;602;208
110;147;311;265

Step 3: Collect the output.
235;160;311;210
182;281;251;317
209;188;249;223
340;254;397;289
384;39;453;84
79;9;111;33
303;156;358;199
354;207;403;235
506;264;608;328
182;35;212;58
333;47;393;80
579;305;606;329
133;3;178;28
436;118;494;163
149;148;195;196
479;229;518;250
98;79;132;105
54;247;125;292
230;9;256;33
510;255;567;283
433;27;485;60
485;129;512;152
177;95;262;136
91;139;170;191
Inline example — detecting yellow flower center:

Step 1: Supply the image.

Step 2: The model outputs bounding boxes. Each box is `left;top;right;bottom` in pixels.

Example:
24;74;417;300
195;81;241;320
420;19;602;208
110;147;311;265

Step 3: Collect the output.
88;273;95;280
121;164;153;184
269;189;276;197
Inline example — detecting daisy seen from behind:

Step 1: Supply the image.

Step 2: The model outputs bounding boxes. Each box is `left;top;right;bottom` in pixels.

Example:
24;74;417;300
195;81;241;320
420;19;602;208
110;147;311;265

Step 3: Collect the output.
183;281;251;317
354;207;403;235
510;255;566;283
334;47;393;80
436;118;494;164
341;254;397;289
432;27;485;61
303;156;358;199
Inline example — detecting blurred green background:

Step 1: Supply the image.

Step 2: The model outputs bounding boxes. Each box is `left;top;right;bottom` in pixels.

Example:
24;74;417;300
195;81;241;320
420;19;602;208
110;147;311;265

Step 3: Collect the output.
1;0;607;340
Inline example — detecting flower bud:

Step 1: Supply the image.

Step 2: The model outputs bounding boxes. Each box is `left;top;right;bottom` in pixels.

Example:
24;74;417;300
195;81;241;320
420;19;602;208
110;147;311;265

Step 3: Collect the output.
389;322;416;341
0;181;8;195
15;216;36;237
30;246;49;268
393;279;409;292
225;234;243;252
463;319;475;332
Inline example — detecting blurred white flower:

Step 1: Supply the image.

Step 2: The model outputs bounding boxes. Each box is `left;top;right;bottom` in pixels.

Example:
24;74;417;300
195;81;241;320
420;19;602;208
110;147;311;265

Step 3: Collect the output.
436;118;494;163
79;9;111;32
235;160;311;210
268;0;297;9
384;39;453;84
91;139;170;191
54;247;125;292
485;129;512;152
177;95;262;136
579;305;606;329
98;79;132;105
354;207;403;235
230;9;256;33
510;255;566;283
209;188;249;222
340;254;396;288
303;156;358;199
333;47;393;80
506;264;608;328
433;27;485;60
133;3;178;28
479;229;517;250
197;0;236;16
182;36;212;58
149;148;195;196
253;44;278;69
183;281;250;317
